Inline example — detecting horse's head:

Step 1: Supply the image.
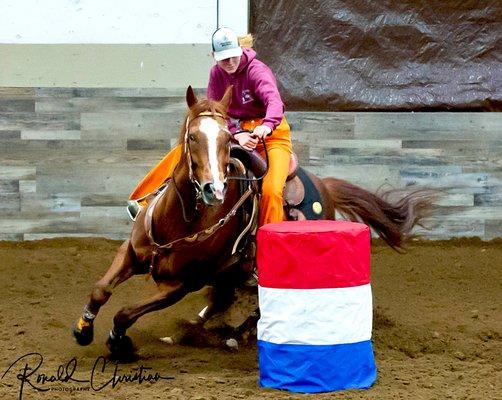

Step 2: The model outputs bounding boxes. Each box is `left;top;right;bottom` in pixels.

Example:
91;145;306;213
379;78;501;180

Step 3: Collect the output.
182;86;232;206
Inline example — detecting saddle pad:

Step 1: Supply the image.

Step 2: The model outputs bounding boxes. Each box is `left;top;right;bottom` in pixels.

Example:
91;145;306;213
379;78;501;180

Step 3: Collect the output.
291;167;323;220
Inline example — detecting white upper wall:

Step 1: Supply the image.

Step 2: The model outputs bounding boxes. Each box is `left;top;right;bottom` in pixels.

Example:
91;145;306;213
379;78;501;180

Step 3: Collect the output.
0;0;248;44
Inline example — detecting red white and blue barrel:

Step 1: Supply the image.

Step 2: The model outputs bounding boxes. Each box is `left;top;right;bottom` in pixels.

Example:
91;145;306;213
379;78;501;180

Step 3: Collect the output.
256;220;377;393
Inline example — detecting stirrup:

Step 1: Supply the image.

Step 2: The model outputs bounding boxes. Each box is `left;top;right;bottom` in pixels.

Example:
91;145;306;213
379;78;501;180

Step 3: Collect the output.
126;200;143;221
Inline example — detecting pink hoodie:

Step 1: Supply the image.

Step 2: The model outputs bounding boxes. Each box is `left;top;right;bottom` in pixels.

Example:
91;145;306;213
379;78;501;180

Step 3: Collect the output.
207;48;284;133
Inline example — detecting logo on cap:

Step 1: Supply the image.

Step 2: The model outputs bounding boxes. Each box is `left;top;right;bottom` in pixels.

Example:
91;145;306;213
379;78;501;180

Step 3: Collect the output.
212;27;243;61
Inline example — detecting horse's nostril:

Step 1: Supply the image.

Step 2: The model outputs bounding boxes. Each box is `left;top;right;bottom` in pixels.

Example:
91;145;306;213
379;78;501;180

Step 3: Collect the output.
203;183;214;195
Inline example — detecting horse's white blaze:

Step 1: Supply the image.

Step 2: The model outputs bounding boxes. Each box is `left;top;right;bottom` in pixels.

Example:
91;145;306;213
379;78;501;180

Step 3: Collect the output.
199;117;225;199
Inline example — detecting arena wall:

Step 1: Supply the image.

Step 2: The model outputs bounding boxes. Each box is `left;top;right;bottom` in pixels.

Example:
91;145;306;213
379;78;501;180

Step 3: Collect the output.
0;0;248;88
0;87;500;241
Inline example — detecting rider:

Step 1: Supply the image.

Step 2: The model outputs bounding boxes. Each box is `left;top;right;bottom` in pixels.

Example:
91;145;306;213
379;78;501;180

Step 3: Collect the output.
127;27;292;227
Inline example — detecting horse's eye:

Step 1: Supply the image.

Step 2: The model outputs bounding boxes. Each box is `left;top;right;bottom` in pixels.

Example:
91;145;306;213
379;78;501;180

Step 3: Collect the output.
188;133;196;141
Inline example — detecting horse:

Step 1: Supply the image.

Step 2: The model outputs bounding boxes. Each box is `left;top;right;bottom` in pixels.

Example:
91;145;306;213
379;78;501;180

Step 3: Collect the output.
72;86;435;357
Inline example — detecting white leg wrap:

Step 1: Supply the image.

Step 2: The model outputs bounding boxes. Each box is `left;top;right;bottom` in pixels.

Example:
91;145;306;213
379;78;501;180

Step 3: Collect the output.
198;306;209;320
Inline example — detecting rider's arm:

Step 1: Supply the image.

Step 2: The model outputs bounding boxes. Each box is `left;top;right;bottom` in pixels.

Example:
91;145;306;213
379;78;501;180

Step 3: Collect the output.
249;61;285;133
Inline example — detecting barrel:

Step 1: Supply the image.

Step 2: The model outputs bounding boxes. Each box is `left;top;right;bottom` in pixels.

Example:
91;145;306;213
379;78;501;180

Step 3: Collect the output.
256;220;377;393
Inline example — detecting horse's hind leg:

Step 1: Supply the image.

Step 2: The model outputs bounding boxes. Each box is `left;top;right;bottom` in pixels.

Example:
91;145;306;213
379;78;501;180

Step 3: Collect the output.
107;281;188;357
233;307;260;342
195;287;259;351
194;283;236;325
72;239;135;346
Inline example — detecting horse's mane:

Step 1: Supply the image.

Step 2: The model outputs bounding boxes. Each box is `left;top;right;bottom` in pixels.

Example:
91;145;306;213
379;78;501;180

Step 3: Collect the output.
178;97;228;145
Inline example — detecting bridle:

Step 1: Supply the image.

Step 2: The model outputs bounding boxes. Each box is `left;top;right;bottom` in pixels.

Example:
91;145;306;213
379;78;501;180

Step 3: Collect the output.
172;110;229;222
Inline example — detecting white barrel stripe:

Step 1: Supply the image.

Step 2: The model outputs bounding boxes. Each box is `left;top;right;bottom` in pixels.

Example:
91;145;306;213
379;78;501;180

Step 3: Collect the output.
257;284;373;345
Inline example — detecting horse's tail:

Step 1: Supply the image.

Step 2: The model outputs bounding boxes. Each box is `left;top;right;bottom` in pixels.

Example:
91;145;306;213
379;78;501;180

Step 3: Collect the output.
322;177;437;250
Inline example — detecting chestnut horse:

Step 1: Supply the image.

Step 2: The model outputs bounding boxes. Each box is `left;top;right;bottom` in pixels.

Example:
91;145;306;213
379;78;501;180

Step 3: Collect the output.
72;86;434;357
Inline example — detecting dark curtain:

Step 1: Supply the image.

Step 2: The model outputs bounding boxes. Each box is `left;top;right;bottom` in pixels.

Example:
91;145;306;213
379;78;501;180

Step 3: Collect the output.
250;0;501;111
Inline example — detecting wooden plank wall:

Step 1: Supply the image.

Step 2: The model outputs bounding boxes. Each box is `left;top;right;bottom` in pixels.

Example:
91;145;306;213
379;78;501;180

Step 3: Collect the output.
0;88;501;241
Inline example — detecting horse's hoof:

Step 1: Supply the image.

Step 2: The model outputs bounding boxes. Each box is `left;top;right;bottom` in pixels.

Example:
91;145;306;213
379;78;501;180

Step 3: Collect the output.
106;332;134;357
187;317;204;326
72;318;94;346
159;336;175;345
225;338;239;351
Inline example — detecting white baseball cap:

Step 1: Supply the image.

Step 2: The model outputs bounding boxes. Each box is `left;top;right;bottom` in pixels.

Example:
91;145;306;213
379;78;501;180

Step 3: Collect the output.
212;27;243;61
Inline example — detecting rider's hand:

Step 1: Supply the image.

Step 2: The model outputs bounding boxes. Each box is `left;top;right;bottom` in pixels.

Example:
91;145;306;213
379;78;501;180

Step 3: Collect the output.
252;125;272;139
234;132;259;151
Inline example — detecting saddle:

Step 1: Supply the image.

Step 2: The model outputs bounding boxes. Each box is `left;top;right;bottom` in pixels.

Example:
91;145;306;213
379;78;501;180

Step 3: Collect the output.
230;145;324;221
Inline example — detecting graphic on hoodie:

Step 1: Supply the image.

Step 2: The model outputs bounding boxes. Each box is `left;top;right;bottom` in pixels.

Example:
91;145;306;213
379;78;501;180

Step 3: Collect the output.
242;89;254;104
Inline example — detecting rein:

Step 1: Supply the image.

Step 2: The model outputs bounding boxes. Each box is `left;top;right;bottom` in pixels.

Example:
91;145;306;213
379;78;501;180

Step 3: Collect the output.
145;185;254;252
172;164;197;223
144;184;254;277
227;129;270;183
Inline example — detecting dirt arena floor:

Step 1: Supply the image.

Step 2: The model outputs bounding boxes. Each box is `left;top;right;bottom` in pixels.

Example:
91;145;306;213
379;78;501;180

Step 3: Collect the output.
0;236;500;400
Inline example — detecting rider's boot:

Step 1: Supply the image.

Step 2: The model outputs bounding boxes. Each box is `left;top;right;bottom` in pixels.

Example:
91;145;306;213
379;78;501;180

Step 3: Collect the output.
127;181;171;221
126;200;143;221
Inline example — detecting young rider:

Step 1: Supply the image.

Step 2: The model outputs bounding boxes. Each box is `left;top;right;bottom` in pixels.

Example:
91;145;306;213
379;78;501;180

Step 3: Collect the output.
128;27;292;226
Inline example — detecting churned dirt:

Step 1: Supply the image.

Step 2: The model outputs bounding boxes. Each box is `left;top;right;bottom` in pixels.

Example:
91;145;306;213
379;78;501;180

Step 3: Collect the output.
0;237;500;400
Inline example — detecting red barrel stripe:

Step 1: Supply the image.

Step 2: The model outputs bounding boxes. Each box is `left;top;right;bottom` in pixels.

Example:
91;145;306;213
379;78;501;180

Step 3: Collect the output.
257;221;370;289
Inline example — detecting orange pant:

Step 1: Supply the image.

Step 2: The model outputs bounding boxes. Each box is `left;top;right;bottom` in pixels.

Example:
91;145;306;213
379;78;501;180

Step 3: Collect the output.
240;118;292;225
129;117;293;226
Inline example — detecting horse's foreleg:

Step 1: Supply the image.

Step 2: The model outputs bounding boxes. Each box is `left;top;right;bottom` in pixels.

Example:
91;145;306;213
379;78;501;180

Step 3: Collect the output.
87;240;136;315
72;240;135;346
107;280;188;356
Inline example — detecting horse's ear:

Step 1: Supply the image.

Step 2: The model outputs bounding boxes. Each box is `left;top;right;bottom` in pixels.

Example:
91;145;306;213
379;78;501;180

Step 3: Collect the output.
219;85;232;110
186;85;198;108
